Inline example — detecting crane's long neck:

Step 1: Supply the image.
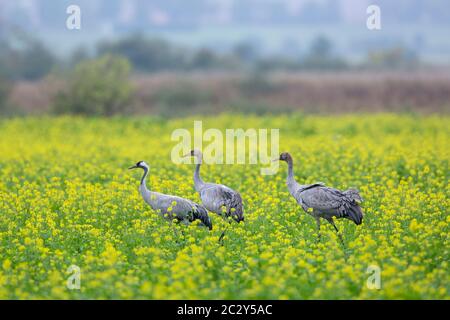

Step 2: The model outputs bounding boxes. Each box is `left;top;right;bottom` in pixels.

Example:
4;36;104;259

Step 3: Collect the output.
194;155;205;191
139;167;157;208
286;157;297;189
140;167;149;187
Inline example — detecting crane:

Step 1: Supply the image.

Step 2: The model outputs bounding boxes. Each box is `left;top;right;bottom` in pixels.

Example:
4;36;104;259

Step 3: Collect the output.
185;150;244;222
129;161;212;230
276;152;363;242
185;150;244;243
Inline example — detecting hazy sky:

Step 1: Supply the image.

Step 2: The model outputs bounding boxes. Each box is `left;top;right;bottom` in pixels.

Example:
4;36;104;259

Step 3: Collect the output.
1;0;449;63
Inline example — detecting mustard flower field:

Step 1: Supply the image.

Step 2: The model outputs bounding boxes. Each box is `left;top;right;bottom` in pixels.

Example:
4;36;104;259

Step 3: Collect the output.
0;114;448;299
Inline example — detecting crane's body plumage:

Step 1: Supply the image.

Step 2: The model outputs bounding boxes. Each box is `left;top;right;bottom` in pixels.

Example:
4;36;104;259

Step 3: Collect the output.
288;182;363;225
131;161;212;230
196;182;243;218
189;150;244;222
279;152;363;237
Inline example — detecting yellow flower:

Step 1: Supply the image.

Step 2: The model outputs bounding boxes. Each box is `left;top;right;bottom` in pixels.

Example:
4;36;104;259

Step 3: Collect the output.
2;259;11;270
0;114;447;299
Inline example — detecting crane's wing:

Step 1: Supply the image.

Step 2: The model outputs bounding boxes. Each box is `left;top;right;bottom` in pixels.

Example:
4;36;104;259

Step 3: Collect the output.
300;187;344;211
200;184;243;217
300;186;363;224
344;188;363;203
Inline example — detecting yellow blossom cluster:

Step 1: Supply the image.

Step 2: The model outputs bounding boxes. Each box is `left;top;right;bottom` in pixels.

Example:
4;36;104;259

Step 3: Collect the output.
0;114;448;299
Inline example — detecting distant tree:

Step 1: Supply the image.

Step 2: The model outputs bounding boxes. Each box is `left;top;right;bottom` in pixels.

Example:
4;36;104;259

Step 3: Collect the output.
233;41;259;63
53;54;134;116
0;34;56;80
97;34;185;72
19;40;57;79
189;48;218;70
310;36;333;59
69;46;91;67
301;35;347;70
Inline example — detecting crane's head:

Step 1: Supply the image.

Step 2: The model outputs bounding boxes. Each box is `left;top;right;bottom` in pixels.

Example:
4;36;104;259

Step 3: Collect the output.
182;149;203;164
183;149;202;158
128;161;149;170
277;152;292;162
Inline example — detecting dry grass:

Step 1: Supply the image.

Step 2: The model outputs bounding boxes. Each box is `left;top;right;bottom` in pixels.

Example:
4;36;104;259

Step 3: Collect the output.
8;71;450;115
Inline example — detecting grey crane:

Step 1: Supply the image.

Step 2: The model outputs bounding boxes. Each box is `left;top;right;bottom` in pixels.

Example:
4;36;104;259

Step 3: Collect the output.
129;161;212;230
185;150;244;223
276;152;363;241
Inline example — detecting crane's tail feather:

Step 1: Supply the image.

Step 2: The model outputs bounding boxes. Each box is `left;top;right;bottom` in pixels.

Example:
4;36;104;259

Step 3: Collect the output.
346;203;363;225
342;188;364;225
193;205;213;230
231;193;245;222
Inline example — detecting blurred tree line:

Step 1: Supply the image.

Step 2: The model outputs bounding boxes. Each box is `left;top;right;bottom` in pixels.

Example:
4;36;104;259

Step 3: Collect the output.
0;32;422;81
0;32;56;81
0;32;422;116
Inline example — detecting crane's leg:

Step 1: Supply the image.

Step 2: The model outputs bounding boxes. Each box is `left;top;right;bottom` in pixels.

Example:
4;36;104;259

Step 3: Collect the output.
315;217;321;242
218;230;226;245
328;218;339;232
326;218;344;246
218;219;232;245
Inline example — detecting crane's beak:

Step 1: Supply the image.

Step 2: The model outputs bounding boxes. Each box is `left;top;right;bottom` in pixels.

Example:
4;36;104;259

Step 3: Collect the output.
182;153;191;158
128;165;138;170
272;157;279;162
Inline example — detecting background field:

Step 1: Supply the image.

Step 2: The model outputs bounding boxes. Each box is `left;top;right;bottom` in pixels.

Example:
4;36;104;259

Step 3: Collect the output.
0;114;448;299
8;71;450;116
